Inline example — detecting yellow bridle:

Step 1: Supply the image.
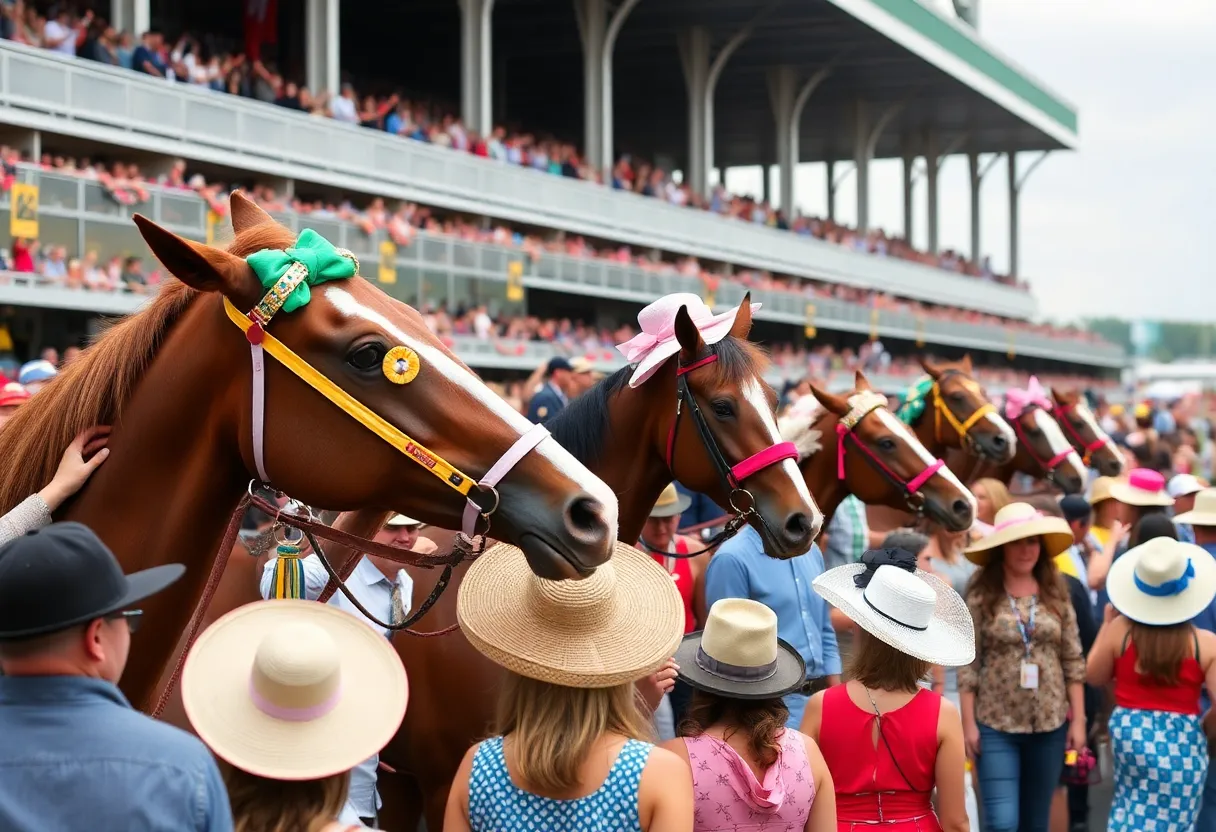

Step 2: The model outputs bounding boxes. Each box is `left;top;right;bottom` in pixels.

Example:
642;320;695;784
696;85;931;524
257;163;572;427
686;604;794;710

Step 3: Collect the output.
932;380;997;446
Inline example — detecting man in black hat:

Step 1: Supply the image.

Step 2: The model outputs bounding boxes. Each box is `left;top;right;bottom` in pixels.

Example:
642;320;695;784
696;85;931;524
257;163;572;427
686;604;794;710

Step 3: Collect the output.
0;523;232;831
526;356;575;423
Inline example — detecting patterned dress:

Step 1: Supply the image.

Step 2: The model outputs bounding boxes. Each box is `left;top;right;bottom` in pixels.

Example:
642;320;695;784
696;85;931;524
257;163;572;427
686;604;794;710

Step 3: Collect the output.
684;729;817;831
467;736;651;831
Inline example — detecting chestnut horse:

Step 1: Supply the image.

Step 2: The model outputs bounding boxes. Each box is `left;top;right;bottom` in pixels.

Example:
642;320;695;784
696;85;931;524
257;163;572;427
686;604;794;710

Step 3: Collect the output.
0;193;620;713
378;307;822;830
778;371;975;531
1051;388;1124;478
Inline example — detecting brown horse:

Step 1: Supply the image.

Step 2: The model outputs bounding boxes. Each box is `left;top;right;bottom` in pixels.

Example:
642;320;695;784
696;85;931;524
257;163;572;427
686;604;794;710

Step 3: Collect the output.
381;312;822;830
778;371;975;531
1051;388;1124;478
973;386;1087;495
0;193;620;713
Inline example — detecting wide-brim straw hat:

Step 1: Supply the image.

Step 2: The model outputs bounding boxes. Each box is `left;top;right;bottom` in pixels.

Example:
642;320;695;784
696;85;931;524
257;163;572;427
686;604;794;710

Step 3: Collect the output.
813;550;975;667
1175;489;1216;527
650;483;692;518
1106;537;1216;626
674;598;806;700
963;502;1074;566
1109;468;1173;507
181;600;408;780
457;540;684;687
1089;476;1118;506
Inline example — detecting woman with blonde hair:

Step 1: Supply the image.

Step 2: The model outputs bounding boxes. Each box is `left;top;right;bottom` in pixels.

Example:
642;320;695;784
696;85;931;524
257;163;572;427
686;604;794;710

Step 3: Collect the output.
803;548;976;831
970;478;1012;531
180;600;408;832
444;541;693;831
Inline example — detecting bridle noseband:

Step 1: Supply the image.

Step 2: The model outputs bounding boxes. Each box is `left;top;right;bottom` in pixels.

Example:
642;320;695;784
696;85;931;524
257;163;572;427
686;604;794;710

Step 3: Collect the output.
930;371;999;455
836;391;946;515
1007;401;1075;482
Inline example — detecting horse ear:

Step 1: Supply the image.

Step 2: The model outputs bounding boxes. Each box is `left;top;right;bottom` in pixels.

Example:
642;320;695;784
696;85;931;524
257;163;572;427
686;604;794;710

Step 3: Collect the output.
134;214;261;303
229;190;276;233
920;357;943;380
1051;387;1065;406
961;353;974;372
729;292;753;339
674;304;706;363
807;380;851;417
854;370;873;392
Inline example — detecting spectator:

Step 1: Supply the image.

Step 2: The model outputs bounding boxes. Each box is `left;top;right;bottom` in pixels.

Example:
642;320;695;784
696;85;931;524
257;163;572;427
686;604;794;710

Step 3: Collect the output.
0;522;231;831
1169;473;1205;544
130;30;166;77
121;255;148;293
0;427;110;544
17;358;56;393
0;382;30;429
41;6;87;57
525;356;574;423
330;82;359;124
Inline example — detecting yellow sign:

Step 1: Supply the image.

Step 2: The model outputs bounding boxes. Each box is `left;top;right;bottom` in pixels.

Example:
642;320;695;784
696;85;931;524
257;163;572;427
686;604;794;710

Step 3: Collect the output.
205;209;222;245
506;260;525;302
378;240;398;284
0;325;12;352
804;303;817;339
1007;330;1017;360
915;315;925;348
869;308;880;342
10;183;38;239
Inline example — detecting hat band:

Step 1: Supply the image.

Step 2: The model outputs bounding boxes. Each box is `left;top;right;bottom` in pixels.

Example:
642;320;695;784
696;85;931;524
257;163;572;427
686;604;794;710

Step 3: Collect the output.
990;512;1044;533
1134;559;1195;598
249;679;343;722
863;592;929;631
695;645;778;683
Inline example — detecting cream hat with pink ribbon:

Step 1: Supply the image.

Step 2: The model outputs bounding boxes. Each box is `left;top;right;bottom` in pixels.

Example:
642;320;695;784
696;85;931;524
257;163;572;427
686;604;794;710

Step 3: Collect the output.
616;293;761;388
963;502;1074;566
1109;468;1174;507
181;599;408;780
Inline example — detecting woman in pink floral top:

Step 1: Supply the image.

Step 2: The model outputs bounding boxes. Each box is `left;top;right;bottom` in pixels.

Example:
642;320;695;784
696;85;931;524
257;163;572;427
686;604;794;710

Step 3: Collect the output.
661;598;835;831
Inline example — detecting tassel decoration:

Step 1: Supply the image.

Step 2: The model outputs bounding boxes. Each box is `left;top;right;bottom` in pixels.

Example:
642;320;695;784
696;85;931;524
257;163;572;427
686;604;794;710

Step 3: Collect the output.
269;540;306;600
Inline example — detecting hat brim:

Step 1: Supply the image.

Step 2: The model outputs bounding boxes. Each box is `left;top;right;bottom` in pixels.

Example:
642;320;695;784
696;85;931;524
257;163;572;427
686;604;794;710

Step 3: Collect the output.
1173;510;1216;527
1108;482;1174;507
963;518;1075;566
386;514;421;527
812;566;976;667
627;303;761;388
650;493;693;518
0;563;185;640
0;394;29;407
673;633;806;700
457;542;684;688
1105;543;1216;626
181;600;407;780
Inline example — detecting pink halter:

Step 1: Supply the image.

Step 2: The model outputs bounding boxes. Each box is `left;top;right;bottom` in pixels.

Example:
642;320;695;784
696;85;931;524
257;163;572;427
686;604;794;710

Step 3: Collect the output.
835;392;944;497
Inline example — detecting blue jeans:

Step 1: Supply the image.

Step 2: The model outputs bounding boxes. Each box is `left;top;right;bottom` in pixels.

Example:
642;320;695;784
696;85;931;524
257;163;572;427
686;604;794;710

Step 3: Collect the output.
1196;766;1216;832
975;723;1067;832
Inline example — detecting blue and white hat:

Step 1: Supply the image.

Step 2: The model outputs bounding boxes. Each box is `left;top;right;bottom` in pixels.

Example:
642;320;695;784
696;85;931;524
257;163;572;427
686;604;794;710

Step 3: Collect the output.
1106;537;1216;626
17;360;57;386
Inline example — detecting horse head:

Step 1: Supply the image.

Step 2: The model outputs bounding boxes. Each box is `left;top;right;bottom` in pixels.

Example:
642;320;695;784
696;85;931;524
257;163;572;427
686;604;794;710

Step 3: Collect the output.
1051;388;1123;477
795;372;975;532
133;193;618;580
1001;377;1087;494
920;355;1016;464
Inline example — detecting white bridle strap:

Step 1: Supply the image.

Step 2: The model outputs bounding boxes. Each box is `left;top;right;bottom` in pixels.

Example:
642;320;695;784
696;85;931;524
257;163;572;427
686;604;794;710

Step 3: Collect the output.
462;423;551;537
250;341;270;482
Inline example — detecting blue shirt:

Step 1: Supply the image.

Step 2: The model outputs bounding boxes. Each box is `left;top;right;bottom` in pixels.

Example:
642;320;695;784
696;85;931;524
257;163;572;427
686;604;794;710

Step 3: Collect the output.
0;675;232;832
705;526;840;729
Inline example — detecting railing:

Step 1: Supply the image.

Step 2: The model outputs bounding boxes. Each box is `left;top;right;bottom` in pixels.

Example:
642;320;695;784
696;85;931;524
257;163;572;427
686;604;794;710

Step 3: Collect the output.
0;167;1125;367
0;40;1041;320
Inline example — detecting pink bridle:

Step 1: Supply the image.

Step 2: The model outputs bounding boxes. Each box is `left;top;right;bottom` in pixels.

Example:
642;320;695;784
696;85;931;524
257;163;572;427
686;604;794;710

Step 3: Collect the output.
835;392;945;500
1054;403;1113;466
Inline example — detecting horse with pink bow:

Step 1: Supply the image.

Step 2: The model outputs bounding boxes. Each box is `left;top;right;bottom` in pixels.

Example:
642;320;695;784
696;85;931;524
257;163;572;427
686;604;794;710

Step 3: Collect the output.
993;376;1088;494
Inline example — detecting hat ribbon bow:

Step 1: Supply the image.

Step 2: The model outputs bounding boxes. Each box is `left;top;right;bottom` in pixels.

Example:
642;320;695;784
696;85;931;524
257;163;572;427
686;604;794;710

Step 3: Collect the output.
854;548;919;589
1005;376;1053;421
615;304;716;365
1135;558;1195;598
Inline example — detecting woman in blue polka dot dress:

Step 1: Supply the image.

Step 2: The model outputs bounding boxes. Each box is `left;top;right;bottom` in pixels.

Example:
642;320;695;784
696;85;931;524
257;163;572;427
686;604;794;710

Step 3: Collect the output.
443;541;693;832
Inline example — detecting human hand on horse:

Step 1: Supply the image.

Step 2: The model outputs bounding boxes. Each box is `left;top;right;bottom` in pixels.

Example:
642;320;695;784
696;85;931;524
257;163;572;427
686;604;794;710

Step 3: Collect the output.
635;657;679;715
39;426;110;511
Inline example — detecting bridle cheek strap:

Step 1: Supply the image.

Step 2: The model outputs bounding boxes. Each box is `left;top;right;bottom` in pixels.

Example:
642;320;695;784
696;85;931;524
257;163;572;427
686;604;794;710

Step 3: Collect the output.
1012;410;1074;472
837;415;945;497
1058;405;1111;463
460;423;550;537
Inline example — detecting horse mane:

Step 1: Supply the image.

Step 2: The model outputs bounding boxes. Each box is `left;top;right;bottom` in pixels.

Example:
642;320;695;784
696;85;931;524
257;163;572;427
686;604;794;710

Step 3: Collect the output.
0;223;298;515
548;336;768;467
777;395;825;459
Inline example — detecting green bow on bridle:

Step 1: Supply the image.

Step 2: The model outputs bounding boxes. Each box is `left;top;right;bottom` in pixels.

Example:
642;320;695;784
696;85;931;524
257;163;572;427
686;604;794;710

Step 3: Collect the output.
245;228;359;319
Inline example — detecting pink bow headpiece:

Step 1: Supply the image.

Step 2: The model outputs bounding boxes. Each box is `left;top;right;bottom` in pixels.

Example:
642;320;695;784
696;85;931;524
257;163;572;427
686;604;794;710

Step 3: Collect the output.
1005;376;1053;420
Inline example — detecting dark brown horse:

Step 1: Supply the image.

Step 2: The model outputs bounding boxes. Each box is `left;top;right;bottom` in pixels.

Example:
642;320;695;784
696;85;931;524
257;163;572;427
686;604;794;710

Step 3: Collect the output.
778;371;975;531
1051;388;1124;478
0;193;620;712
381;311;822;830
971;382;1087;495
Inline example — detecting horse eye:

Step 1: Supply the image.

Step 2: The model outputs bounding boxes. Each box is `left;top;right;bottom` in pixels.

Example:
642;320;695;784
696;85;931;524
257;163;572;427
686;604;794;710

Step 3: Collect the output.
949;392;966;403
347;343;386;372
878;437;897;452
711;400;735;419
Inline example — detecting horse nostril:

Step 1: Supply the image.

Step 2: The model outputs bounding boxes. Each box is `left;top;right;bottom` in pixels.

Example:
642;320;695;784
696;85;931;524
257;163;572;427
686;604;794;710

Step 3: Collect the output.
785;512;813;544
952;499;972;519
563;496;609;545
991;435;1008;451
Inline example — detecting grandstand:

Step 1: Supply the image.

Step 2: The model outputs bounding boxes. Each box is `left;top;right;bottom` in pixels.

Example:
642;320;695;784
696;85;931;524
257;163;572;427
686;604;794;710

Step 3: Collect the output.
0;0;1122;397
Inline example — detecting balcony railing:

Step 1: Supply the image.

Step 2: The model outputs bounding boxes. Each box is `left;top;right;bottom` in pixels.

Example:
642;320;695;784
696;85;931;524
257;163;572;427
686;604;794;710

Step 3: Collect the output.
0;167;1124;367
0;40;1042;320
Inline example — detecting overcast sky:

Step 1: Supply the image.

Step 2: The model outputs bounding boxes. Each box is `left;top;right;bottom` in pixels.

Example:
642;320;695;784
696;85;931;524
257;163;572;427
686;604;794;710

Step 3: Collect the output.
721;0;1215;325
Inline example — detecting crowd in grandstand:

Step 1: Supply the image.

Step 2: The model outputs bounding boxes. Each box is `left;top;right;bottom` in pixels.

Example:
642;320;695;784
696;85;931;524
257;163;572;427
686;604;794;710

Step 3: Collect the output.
2;3;1025;290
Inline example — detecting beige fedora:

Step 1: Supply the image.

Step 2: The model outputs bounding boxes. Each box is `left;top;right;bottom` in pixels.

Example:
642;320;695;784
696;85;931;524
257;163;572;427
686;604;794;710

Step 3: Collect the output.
964;502;1074;566
673;598;806;700
386;514;421;527
1089;476;1118;506
650;483;692;518
1174;488;1216;527
457;540;684;688
1106;537;1216;626
181;600;408;780
1109;468;1173;508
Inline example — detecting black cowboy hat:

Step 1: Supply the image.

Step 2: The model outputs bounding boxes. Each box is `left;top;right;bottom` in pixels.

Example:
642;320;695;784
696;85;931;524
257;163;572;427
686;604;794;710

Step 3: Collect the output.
0;522;184;640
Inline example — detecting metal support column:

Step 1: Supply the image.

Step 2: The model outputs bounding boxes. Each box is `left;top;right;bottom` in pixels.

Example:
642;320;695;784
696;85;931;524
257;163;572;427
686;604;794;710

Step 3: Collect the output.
826;160;835;221
902;148;916;241
459;0;496;133
1007;150;1049;280
923;129;968;255
968;150;1000;262
767;66;797;213
575;0;607;171
305;0;338;95
111;0;148;38
854;100;903;233
678;26;711;196
599;0;642;178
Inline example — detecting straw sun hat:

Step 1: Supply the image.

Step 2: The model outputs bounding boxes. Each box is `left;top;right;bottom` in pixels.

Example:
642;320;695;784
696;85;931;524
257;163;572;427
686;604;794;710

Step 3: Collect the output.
1174;488;1216;527
812;548;975;667
457;540;684;688
649;483;692;518
1105;537;1216;626
674;598;806;700
1109;468;1173;508
963;502;1074;567
181;600;408;780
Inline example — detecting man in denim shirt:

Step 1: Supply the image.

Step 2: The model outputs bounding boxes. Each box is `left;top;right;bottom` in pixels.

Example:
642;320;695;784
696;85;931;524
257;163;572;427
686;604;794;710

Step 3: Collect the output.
0;522;232;831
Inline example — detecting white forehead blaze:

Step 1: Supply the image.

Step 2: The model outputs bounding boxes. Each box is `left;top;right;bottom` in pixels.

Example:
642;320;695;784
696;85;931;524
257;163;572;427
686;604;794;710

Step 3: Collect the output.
1072;402;1111;445
1032;408;1086;483
741;378;820;519
322;287;618;530
985;410;1018;448
872;406;976;513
